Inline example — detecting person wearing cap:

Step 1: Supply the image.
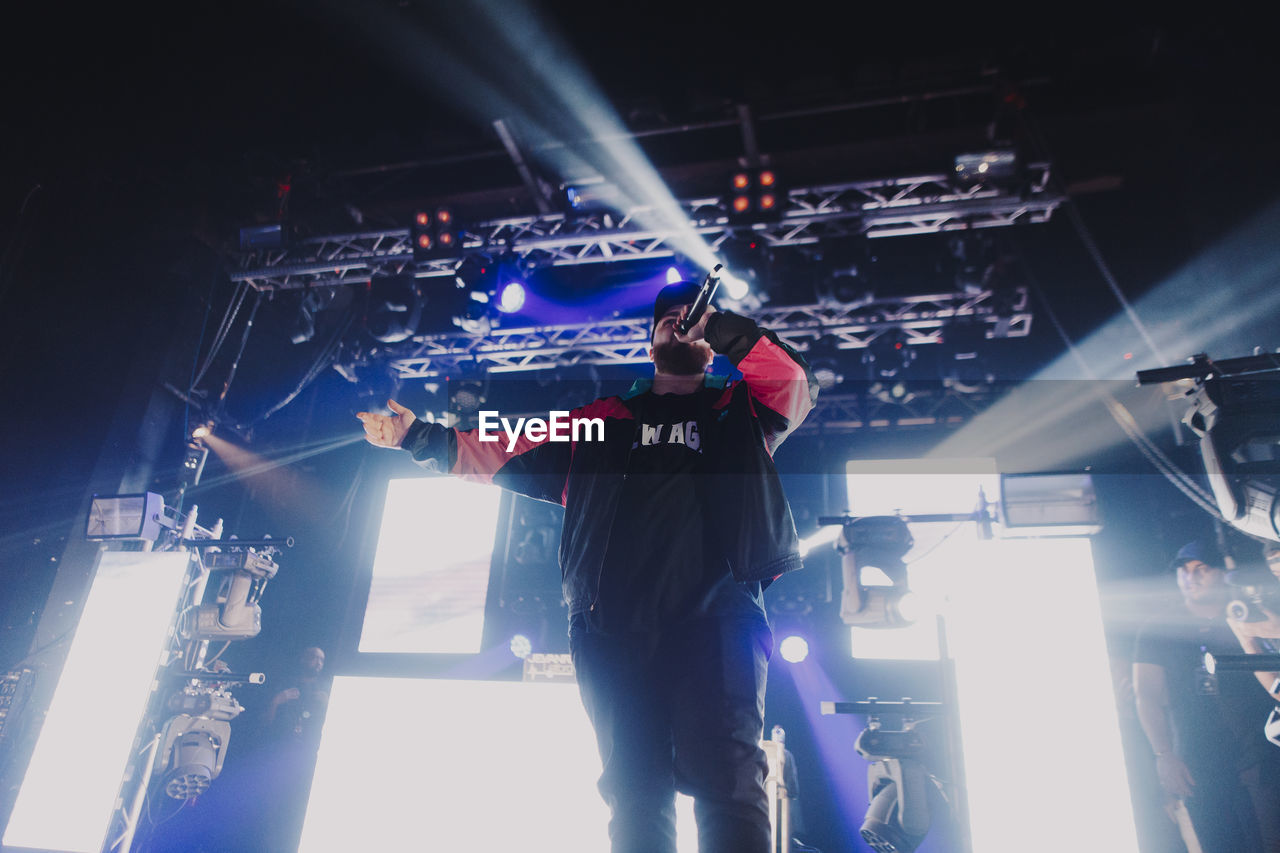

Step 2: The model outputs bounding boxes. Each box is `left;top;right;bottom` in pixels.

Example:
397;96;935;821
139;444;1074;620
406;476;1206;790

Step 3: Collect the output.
357;280;817;853
1132;540;1280;852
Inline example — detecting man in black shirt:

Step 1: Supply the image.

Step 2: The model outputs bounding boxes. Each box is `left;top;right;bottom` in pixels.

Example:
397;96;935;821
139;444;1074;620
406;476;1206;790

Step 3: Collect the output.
1133;541;1280;852
358;281;817;853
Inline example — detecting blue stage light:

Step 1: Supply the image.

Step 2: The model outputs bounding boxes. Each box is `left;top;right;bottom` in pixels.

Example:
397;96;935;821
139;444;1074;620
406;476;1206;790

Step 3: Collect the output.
497;281;526;314
779;635;809;663
509;634;532;659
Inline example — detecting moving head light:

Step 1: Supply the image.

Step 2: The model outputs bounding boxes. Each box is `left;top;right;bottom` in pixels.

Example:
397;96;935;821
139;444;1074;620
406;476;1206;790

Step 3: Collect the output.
1138;352;1280;544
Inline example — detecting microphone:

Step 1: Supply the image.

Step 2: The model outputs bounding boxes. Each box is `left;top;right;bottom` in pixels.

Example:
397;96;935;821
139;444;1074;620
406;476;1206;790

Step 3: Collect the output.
676;264;724;335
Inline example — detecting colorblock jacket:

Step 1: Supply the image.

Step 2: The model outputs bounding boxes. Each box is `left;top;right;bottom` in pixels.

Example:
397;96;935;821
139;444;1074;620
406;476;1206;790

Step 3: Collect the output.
400;311;819;616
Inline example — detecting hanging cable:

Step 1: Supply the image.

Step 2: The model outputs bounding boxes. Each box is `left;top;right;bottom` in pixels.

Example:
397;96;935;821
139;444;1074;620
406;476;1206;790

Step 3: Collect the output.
1018;111;1169;368
190;281;250;391
233;309;357;429
1015;236;1222;521
212;290;264;419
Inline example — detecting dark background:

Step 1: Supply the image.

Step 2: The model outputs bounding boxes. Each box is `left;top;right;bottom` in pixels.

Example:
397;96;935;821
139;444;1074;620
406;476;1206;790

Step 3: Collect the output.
1;4;1278;852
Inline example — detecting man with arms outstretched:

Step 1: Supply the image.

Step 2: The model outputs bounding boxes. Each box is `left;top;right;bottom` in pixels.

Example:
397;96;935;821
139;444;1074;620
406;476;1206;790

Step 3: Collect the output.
358;281;817;853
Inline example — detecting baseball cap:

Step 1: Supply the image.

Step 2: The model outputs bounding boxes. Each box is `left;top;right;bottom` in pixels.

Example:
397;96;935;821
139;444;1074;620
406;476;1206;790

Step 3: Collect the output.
651;281;702;340
1170;540;1224;571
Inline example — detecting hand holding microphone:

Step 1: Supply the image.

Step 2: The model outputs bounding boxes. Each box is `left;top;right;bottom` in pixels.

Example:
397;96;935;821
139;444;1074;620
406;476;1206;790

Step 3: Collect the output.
676;264;723;336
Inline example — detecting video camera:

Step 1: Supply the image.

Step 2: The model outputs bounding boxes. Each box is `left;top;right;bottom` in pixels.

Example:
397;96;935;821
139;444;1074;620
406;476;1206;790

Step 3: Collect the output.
1226;566;1280;623
1137;352;1280;544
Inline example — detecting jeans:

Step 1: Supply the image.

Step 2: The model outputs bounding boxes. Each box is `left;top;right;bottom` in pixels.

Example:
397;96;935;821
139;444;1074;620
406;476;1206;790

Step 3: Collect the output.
570;615;774;853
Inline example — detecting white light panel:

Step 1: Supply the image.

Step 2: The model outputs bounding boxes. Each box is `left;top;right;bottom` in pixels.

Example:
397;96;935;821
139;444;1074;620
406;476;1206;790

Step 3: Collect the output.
945;537;1138;853
3;551;192;853
845;459;996;661
358;477;503;654
299;676;697;852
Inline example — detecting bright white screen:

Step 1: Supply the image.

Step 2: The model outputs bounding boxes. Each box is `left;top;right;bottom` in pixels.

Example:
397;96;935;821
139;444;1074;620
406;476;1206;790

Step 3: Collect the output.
945;537;1139;853
299;676;696;852
4;551;191;853
359;478;503;654
845;459;997;660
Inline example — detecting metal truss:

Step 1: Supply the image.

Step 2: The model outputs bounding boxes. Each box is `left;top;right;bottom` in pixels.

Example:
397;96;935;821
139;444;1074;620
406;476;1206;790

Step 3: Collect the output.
385;287;1031;377
230;164;1060;292
792;383;1000;436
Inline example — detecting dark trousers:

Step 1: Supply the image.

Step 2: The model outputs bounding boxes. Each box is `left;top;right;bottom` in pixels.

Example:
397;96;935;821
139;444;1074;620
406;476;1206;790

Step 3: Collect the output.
1184;760;1280;853
570;616;773;853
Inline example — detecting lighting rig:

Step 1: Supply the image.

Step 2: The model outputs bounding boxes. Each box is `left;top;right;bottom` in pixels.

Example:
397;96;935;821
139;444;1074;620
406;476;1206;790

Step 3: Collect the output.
83;493;292;852
1137;351;1280;544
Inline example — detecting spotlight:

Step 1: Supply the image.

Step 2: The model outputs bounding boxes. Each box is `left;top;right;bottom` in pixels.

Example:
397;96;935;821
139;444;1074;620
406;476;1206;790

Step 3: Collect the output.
181;441;209;488
509;634;532;659
448;377;487;416
726;167;785;224
723;274;750;300
865;329;915;379
496;280;526;314
411;207;463;262
665;266;683;285
953;149;1019;188
779;635;809;663
856;721;935;853
718;233;770;297
191;422;213;440
839;516;916;627
810;359;844;392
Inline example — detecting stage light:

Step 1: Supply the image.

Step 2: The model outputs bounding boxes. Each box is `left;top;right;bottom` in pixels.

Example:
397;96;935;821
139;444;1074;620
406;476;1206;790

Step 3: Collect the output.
724;274;750;300
726;167;785;224
811;360;843;392
865;328;915;379
85;492;166;541
411;207;462;262
191;422;213;440
779;635;809;663
718;234;770;298
509;634;532;659
497;280;526;314
666;266;683;284
181;441;209;487
953;149;1019;188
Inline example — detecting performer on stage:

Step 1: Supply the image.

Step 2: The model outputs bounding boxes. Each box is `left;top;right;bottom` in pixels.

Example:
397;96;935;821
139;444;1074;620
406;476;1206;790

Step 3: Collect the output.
358;280;817;853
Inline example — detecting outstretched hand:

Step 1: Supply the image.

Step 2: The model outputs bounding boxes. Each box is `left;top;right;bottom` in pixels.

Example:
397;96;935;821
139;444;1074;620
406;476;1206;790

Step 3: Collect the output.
356;399;417;448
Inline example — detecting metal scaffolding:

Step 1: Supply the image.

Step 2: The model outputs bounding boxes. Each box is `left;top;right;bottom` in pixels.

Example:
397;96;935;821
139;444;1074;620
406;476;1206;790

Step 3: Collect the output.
229;164;1060;292
385;287;1030;377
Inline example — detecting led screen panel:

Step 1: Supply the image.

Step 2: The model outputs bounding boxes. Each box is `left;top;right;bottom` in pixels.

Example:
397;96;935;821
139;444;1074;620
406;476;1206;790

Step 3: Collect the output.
299;676;697;852
3;551;191;853
358;477;503;654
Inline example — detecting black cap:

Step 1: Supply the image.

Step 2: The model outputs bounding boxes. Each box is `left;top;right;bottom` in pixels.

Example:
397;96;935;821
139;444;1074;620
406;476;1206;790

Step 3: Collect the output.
652;280;702;340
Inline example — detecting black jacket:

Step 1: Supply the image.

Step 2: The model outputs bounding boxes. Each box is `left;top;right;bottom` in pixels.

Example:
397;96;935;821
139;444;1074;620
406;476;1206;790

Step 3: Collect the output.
400;311;818;615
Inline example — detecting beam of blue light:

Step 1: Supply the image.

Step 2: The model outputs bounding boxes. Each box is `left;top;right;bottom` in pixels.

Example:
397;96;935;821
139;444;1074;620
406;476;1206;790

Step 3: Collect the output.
783;657;869;846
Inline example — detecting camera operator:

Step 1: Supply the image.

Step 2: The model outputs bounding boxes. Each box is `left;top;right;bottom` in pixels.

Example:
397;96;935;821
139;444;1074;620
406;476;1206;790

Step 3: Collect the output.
1132;541;1280;852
